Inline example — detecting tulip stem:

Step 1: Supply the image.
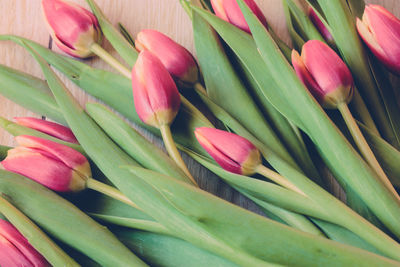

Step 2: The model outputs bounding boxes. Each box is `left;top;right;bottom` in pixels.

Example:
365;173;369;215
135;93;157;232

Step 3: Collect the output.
180;95;213;127
90;43;131;78
159;124;198;186
337;102;399;199
194;82;207;96
255;165;307;196
86;178;142;210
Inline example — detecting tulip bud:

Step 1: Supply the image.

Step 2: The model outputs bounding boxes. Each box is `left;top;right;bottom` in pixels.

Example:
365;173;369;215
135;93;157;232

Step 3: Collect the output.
308;7;334;44
42;0;102;58
14;117;78;144
210;0;267;33
0;219;49;267
131;51;181;128
291;40;354;109
1;136;91;192
356;5;400;74
195;127;261;175
135;29;199;87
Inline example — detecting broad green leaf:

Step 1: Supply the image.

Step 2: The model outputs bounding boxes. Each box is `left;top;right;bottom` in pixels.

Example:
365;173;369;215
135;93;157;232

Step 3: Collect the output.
85;0;138;67
201;0;400;241
125;166;399;266
0;64;65;124
86;102;192;184
0;195;78;266
0;170;146;266
282;1;305;50
115;230;238;267
193;11;299;170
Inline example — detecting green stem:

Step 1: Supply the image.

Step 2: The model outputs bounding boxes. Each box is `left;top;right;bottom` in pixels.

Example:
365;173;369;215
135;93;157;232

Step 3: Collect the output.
352;89;380;136
194;82;207;96
180;94;213;127
255;165;306;196
86;178;141;210
159;124;198;186
337;102;399;199
90;43;131;78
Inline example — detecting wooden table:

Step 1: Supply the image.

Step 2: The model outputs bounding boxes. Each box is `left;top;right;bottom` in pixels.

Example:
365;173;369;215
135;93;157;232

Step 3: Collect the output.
0;0;398;214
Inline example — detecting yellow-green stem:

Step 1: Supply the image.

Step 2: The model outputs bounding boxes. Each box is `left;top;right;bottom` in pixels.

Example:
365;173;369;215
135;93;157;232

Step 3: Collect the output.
194;82;207;96
90;43;131;78
180;95;213;127
337;102;399;199
159;123;198;186
255;165;306;196
86;178;141;210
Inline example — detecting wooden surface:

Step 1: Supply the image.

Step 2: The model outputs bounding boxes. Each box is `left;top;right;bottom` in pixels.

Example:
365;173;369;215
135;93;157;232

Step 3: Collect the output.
0;0;398;213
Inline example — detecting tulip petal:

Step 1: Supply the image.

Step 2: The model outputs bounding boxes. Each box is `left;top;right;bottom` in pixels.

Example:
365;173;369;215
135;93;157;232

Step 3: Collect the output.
0;220;49;267
132;51;181;127
301;40;353;96
195;127;260;175
211;0;229;21
2;147;77;192
15;117;78;144
0;234;33;267
223;0;267;33
135;30;198;85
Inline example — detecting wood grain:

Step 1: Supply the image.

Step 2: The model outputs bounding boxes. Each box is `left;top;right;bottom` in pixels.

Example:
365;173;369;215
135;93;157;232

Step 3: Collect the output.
0;0;398;214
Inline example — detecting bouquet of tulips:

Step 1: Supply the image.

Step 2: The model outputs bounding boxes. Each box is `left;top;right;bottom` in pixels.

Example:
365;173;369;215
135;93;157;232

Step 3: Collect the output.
1;0;400;265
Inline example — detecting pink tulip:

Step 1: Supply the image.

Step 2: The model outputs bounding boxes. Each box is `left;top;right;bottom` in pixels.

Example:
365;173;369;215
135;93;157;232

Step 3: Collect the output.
308;7;334;43
195;127;261;175
210;0;267;33
42;0;102;58
357;4;400;74
1;135;91;192
135;29;199;87
0;219;49;267
15;117;78;144
291;40;354;108
131;51;181;128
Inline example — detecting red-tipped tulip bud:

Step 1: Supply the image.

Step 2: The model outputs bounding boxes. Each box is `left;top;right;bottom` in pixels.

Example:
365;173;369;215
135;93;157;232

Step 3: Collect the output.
15;117;78;144
210;0;267;33
356;5;400;74
0;219;49;267
308;7;334;44
291;40;354;109
195;127;261;175
42;0;102;58
1;136;91;192
135;30;199;87
131;51;181;128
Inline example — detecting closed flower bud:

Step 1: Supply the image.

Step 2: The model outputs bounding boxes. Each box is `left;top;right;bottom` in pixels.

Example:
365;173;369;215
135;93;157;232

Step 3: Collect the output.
15;117;78;144
1;136;91;192
356;5;400;74
195;127;261;175
308;7;334;44
291;40;354;109
210;0;267;33
135;29;199;87
42;0;102;58
131;51;181;128
0;219;49;267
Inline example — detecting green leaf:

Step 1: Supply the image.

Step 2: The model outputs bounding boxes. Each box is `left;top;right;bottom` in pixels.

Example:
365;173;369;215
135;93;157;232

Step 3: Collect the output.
0;195;78;266
0;145;10;160
0;170;146;266
124;166;400;266
201;0;400;241
0;64;65;124
282;1;305;50
85;0;138;67
86;102;192;184
115;230;238;267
